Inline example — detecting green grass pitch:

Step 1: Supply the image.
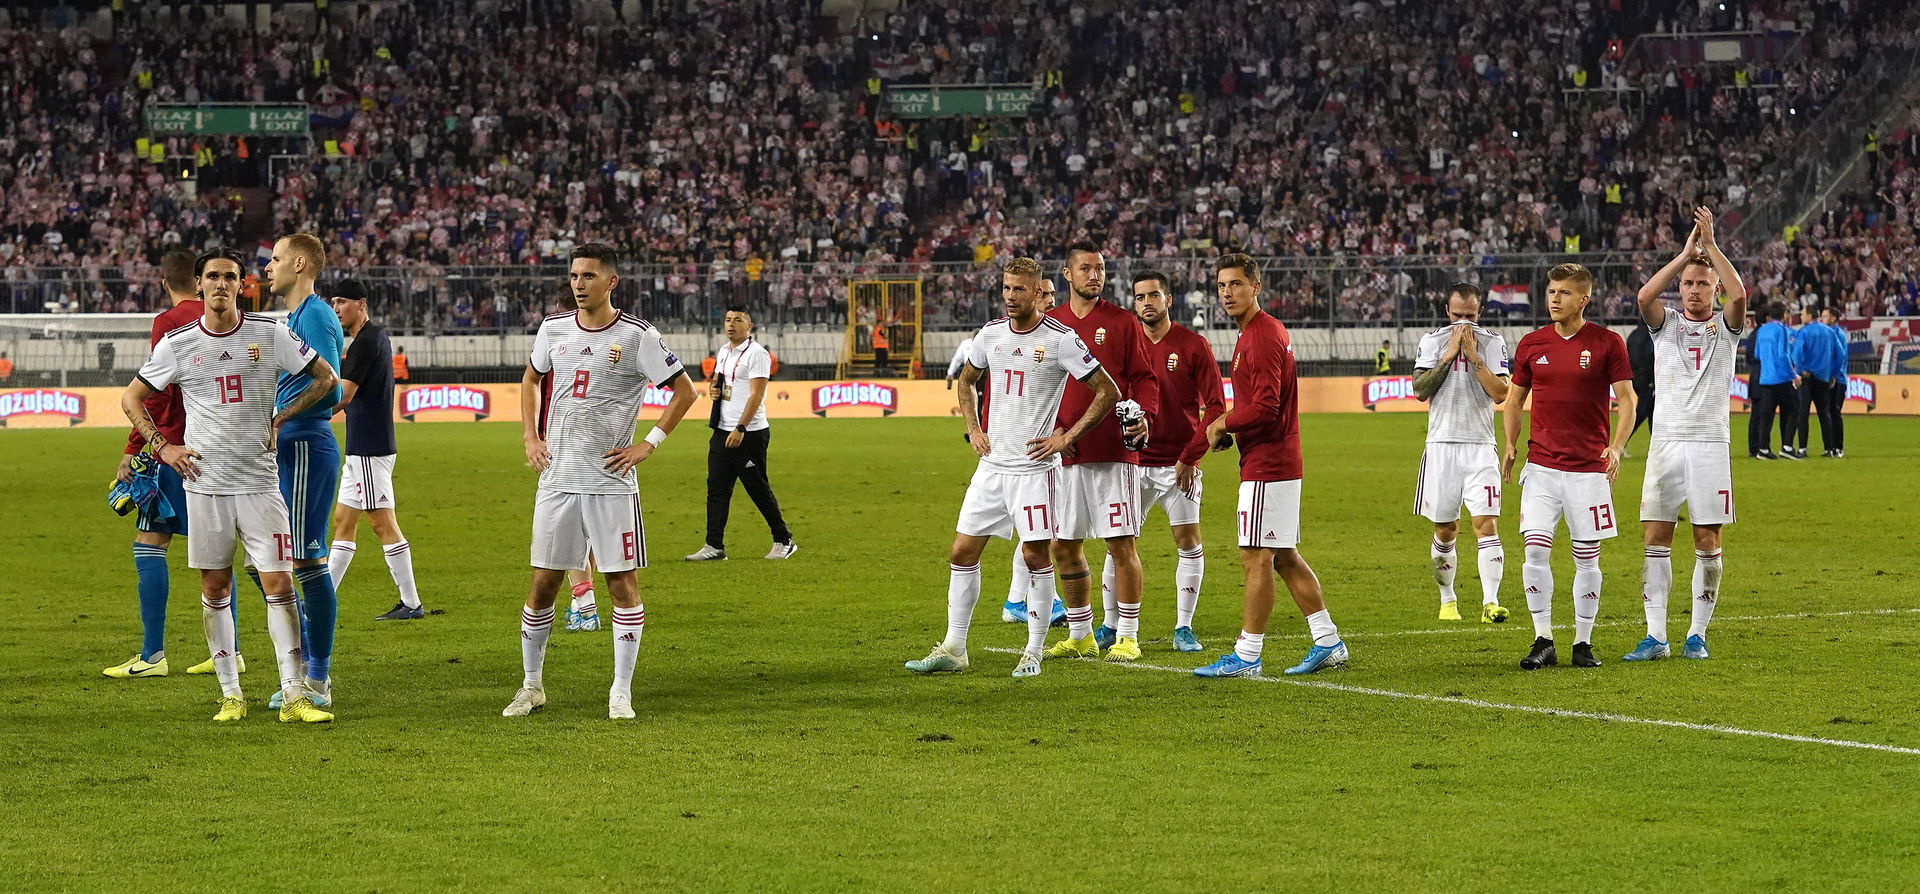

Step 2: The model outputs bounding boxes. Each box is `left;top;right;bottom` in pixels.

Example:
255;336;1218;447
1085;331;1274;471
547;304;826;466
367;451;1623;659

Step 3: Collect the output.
2;414;1917;891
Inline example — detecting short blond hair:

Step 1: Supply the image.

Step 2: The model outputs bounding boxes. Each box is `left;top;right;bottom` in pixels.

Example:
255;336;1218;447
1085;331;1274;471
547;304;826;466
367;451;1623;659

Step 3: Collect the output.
1547;263;1593;294
281;232;326;274
1003;256;1043;278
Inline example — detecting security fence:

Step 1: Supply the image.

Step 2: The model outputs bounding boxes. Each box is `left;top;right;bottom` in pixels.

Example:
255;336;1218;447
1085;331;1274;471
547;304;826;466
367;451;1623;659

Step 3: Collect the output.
3;252;1768;382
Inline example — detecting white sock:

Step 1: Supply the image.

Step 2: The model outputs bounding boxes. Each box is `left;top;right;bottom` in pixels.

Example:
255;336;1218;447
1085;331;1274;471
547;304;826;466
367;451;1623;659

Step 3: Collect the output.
1522;532;1554;638
1234;630;1264;662
1024;564;1054;653
1007;548;1028;605
264;591;304;696
1431;536;1458;603
941;562;981;654
1100;551;1118;629
1572;541;1602;644
611;604;644;698
1065;604;1093;640
1305;609;1339;647
1174;545;1204;628
1642;545;1673;641
384;539;421;609
521;604;554;688
1689;548;1723;638
201;591;241;697
570;580;597;614
328;540;356;588
1115;601;1140;639
1475;536;1503;605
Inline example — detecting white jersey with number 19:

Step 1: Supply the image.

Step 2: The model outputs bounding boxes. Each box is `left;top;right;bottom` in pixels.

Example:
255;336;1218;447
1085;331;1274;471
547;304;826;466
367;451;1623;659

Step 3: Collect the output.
531;310;686;495
136;313;316;496
965;316;1102;475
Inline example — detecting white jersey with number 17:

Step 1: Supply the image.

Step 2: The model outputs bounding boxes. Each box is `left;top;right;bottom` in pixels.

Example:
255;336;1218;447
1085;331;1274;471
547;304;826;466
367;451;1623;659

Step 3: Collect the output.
966;316;1101;475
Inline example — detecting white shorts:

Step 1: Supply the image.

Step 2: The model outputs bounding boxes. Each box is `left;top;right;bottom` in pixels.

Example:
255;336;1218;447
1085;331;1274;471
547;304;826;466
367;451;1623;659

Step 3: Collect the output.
1518;463;1619;541
338;454;397;512
185;491;294;572
531;489;647;573
1641;440;1736;525
1139;465;1202;527
1236;479;1302;549
1055;462;1142;541
1414;442;1502;523
957;465;1058;542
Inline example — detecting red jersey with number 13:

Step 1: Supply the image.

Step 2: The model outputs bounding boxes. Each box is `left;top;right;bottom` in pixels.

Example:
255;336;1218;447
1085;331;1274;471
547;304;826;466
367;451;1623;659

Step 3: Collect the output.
1509;321;1631;474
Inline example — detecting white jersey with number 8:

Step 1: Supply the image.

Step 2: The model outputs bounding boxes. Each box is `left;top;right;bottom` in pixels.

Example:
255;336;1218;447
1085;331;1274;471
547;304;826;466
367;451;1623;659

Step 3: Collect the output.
531;310;686;495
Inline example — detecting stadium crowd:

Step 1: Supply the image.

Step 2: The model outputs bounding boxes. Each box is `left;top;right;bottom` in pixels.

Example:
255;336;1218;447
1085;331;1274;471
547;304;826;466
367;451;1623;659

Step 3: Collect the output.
0;0;1916;328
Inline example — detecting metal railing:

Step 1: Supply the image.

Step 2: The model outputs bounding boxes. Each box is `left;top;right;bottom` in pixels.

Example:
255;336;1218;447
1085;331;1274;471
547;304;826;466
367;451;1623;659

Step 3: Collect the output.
3;252;1770;376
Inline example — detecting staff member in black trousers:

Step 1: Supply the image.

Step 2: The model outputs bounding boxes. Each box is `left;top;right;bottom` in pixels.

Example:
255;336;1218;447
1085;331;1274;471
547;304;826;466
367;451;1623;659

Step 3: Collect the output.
1626;322;1656;443
686;305;797;561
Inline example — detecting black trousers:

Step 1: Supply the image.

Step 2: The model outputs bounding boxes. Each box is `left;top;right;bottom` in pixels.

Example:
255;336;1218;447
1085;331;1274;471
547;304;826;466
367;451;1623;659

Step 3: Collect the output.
1629;382;1655;440
1795;377;1845;451
1748;381;1799;454
705;428;791;551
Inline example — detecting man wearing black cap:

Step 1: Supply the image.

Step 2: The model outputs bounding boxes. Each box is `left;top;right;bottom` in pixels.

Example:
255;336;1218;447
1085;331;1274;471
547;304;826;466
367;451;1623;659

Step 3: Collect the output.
326;279;426;620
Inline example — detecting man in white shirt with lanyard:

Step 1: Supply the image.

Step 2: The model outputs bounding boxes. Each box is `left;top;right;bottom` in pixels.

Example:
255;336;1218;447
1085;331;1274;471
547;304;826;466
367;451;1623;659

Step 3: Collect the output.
687;305;797;561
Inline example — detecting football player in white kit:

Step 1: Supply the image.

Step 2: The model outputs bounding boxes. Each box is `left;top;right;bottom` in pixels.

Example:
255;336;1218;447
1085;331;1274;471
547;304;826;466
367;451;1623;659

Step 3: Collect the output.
120;248;341;723
1625;207;1746;662
997;279;1065;625
906;257;1121;678
505;244;698;720
1411;283;1512;622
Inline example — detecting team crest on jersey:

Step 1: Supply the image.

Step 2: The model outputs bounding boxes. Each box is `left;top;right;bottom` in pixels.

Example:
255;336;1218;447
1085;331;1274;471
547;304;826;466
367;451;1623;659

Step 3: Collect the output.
1579;349;1592;369
1166;353;1179;372
1032;347;1046;364
247;344;262;362
1704;322;1717;335
608;345;622;365
1094;327;1107;345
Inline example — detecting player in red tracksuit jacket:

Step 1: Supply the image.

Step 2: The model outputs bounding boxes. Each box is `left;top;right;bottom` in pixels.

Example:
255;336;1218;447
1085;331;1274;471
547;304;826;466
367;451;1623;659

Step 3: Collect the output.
1038;242;1161;662
1195;254;1348;678
104;249;243;679
1097;267;1226;654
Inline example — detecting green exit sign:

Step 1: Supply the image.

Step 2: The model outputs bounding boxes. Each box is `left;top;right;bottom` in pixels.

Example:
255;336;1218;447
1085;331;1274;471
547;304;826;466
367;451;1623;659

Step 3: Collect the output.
146;105;310;135
882;85;1041;119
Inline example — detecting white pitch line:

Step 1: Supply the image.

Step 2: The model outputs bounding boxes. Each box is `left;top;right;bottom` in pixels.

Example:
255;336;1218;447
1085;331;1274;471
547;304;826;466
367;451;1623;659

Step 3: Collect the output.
981;647;1920;756
1344;606;1920;639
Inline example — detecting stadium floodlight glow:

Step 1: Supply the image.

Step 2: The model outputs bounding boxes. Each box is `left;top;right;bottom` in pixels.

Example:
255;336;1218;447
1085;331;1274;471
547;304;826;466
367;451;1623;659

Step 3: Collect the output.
1511;130;1520;138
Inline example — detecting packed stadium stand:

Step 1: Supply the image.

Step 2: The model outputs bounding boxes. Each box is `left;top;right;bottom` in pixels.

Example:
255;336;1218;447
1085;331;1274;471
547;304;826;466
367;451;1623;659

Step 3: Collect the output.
1;0;1915;369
